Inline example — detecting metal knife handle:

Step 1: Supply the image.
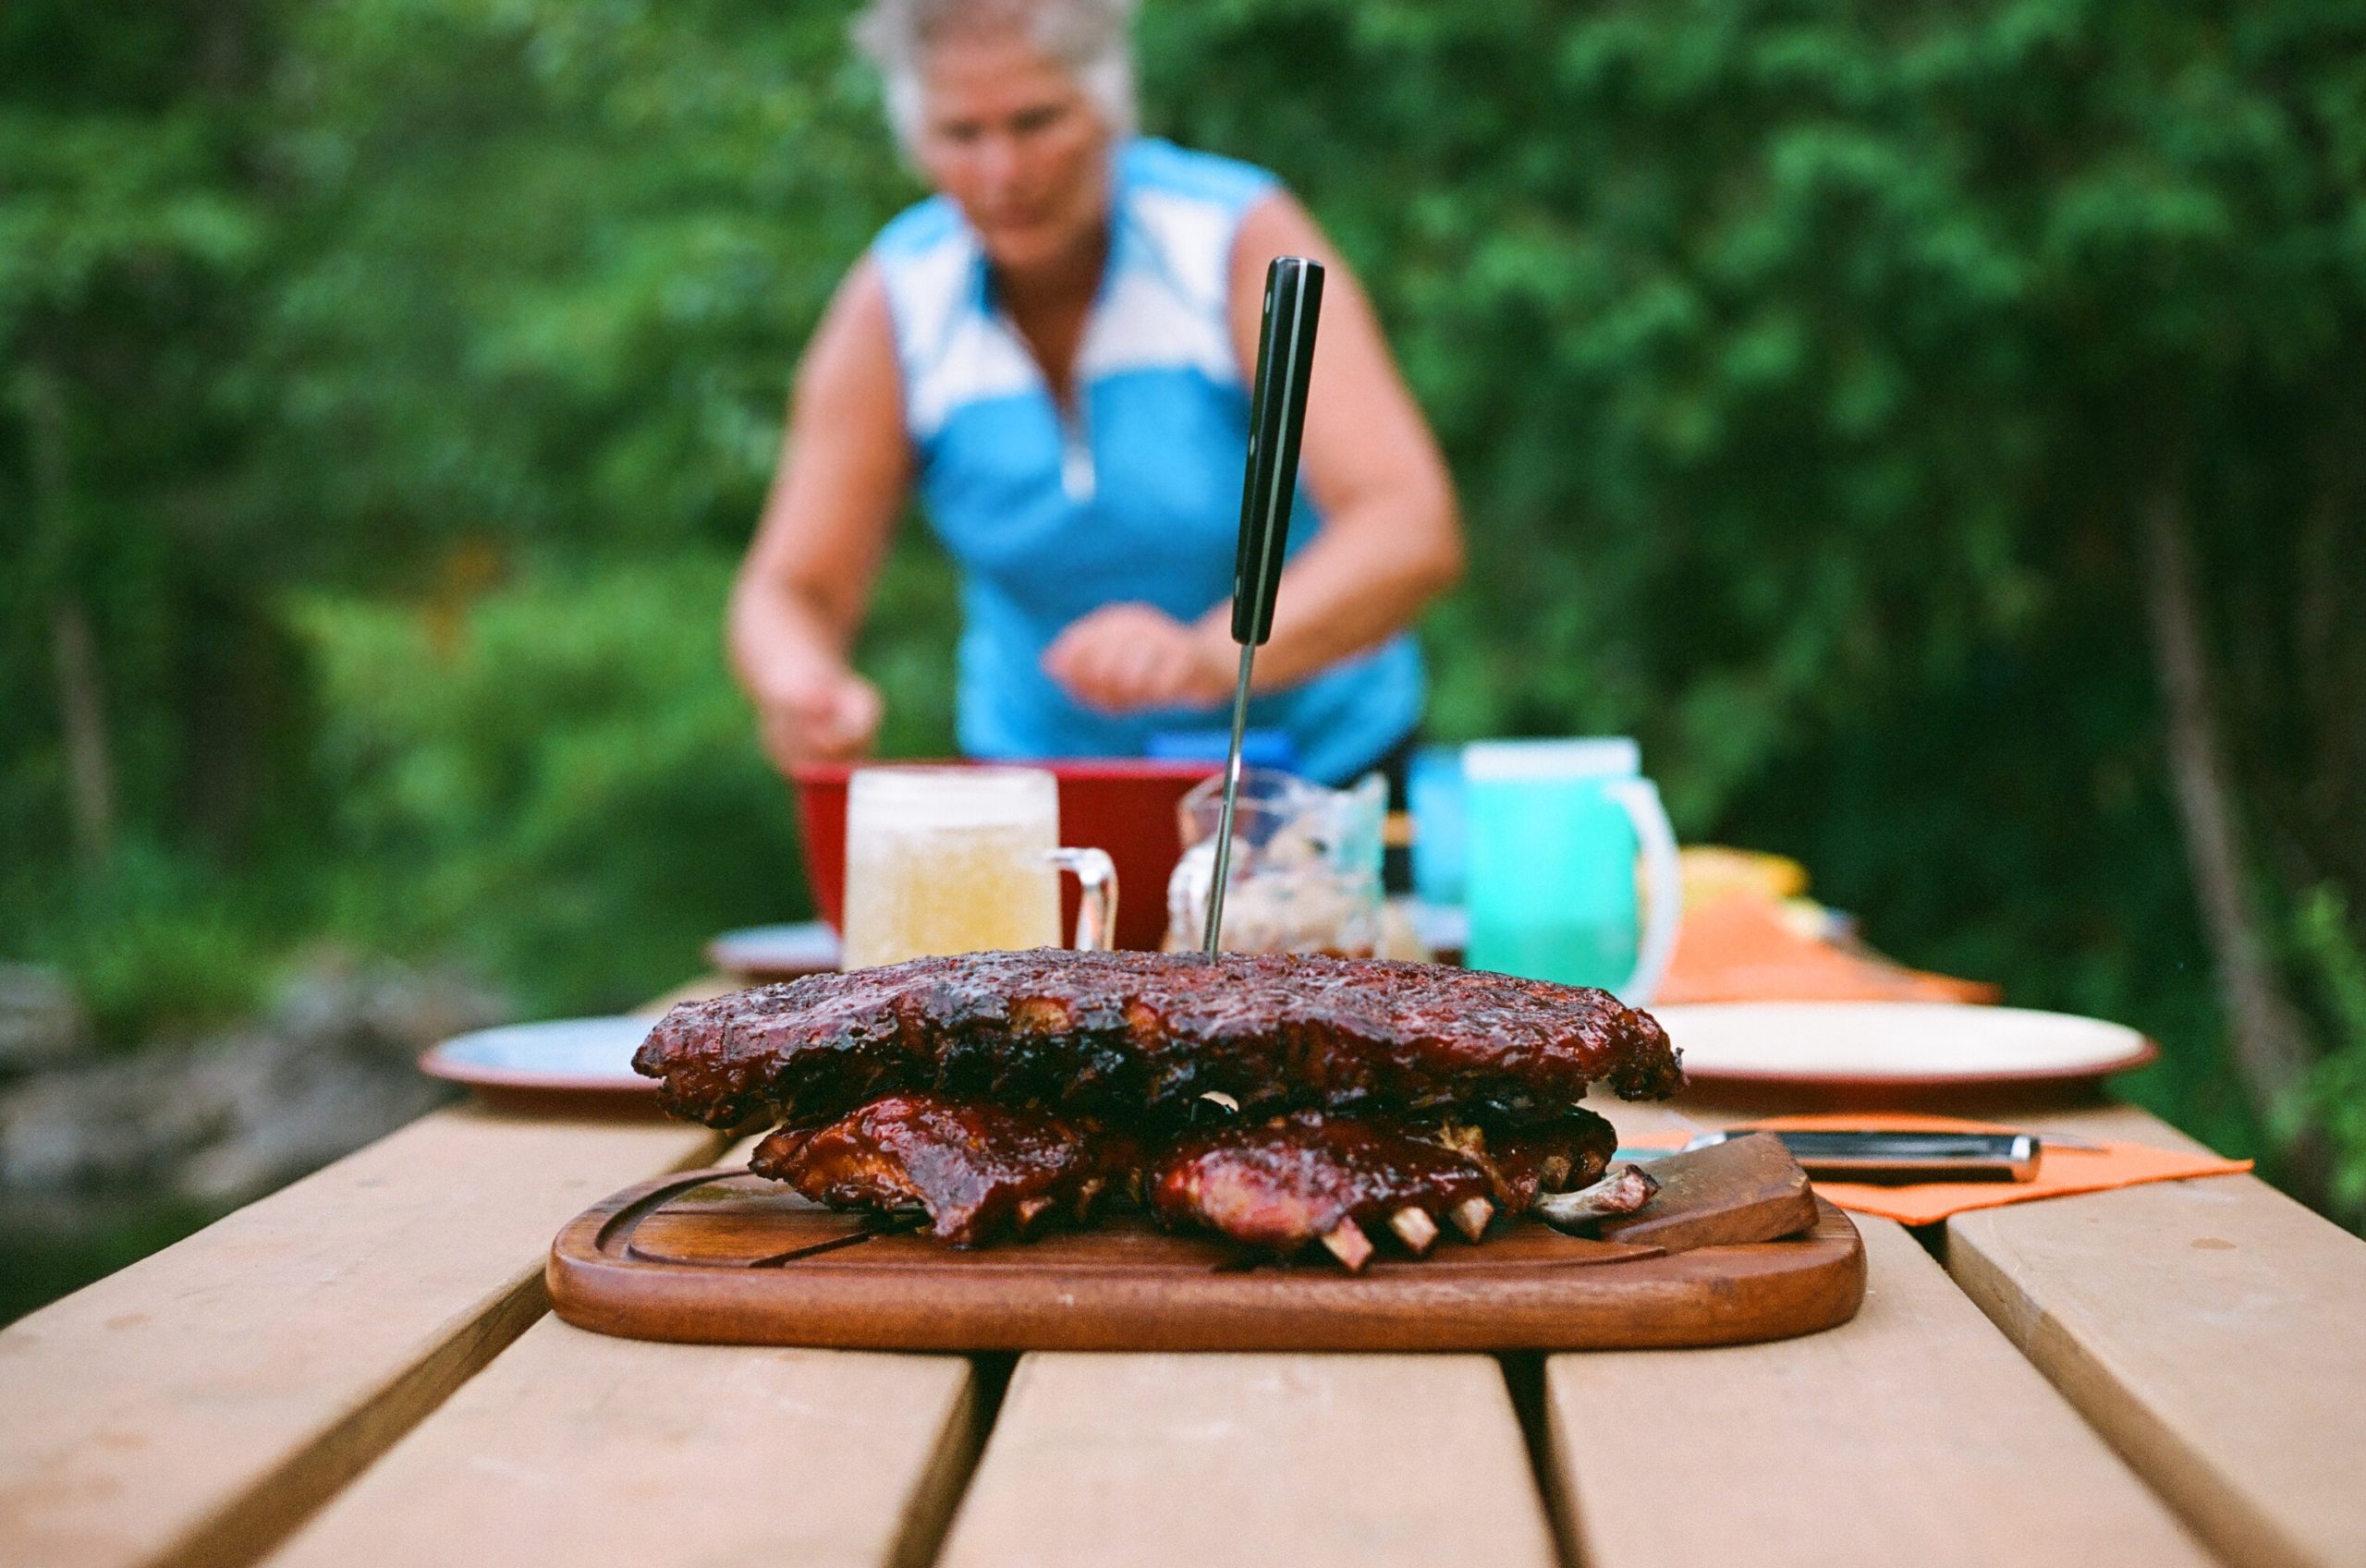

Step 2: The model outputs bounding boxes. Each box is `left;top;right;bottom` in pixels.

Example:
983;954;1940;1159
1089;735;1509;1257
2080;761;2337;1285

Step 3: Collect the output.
1230;255;1324;647
1683;1129;2041;1183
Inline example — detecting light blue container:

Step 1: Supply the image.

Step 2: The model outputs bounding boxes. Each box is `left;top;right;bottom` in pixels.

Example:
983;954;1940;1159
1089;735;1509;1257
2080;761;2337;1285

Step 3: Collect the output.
1461;738;1681;1002
1407;746;1469;906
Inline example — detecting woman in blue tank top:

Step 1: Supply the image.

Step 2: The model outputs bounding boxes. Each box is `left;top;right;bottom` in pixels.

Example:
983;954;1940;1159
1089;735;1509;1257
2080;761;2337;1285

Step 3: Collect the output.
730;0;1463;787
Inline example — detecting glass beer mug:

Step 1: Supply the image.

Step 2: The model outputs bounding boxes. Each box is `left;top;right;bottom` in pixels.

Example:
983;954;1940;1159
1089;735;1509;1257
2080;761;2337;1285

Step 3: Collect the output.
839;767;1116;970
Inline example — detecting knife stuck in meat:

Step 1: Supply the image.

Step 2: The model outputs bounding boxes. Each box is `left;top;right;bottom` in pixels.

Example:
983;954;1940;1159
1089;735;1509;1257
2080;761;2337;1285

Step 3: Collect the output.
1204;253;1324;957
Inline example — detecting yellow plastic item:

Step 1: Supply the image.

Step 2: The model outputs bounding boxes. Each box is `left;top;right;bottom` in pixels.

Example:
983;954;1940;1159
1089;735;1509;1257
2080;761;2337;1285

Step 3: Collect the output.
1678;845;1810;906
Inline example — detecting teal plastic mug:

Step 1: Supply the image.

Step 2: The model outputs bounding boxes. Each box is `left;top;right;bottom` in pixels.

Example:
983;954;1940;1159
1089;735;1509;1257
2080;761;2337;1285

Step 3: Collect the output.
1461;738;1682;1003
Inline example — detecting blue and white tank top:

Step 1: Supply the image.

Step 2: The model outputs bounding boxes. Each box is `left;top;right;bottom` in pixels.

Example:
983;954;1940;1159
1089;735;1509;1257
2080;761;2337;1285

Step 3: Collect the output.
870;137;1424;785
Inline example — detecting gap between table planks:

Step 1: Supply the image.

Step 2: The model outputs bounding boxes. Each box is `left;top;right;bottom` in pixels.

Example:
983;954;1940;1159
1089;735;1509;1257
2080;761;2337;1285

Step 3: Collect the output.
935;1353;1561;1568
0;1107;723;1568
1945;1105;2366;1568
260;1320;980;1568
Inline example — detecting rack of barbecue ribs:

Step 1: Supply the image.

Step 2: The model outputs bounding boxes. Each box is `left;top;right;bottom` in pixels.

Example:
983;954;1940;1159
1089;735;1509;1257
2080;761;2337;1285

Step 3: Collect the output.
634;950;1684;1270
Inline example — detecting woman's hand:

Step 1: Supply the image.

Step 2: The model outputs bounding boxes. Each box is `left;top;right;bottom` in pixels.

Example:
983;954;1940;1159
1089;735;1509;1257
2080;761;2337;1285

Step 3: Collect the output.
749;660;884;772
1042;603;1236;712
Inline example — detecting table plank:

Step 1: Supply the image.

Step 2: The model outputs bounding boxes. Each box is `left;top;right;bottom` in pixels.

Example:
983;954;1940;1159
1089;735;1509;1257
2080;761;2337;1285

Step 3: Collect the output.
262;1319;977;1568
937;1353;1557;1568
0;1108;719;1568
1946;1105;2366;1568
1545;1213;2214;1567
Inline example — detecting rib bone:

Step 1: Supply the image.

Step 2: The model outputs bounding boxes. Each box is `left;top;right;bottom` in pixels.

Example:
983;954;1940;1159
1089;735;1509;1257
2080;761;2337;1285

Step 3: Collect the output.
1389;1206;1440;1256
1321;1217;1376;1271
1448;1196;1495;1241
1534;1163;1660;1232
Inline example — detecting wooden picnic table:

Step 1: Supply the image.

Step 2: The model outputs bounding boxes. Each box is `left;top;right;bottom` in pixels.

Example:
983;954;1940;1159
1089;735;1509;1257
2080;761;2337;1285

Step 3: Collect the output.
5;982;2363;1568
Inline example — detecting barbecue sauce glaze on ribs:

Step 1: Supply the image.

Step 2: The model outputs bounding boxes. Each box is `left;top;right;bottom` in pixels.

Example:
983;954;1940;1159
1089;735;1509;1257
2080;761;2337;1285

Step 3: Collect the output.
1153;1112;1495;1258
750;1093;1138;1246
755;1093;1623;1258
1145;1106;1629;1264
636;951;1680;1265
634;950;1682;1132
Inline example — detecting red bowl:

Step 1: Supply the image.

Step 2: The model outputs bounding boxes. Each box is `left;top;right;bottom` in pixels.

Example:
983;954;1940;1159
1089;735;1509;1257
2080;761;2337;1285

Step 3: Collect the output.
789;759;1218;954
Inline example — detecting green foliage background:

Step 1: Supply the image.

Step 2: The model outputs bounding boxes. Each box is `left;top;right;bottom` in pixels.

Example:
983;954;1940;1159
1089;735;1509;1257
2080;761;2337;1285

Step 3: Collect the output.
6;1;2364;1206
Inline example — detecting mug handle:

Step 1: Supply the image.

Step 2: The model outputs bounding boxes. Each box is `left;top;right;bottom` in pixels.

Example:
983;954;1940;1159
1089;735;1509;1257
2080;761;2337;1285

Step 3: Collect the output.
1047;847;1119;952
1601;778;1682;1004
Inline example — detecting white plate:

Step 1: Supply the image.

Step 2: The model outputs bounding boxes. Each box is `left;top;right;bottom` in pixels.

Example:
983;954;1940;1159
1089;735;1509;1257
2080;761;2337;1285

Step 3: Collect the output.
1650;1001;2157;1088
419;1015;656;1103
706;921;842;978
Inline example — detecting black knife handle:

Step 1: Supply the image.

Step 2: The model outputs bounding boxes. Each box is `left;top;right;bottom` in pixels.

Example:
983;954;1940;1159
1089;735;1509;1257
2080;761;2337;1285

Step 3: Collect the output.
1230;254;1324;647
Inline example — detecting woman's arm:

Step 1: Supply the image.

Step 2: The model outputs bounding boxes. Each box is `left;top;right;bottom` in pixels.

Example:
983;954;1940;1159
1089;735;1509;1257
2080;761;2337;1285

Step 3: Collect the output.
1043;192;1463;709
729;261;913;771
1221;191;1464;686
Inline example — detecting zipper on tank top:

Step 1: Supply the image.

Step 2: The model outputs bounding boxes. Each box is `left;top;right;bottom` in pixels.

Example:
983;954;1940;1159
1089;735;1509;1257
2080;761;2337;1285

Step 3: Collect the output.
1058;402;1095;502
991;300;1098;505
989;216;1115;509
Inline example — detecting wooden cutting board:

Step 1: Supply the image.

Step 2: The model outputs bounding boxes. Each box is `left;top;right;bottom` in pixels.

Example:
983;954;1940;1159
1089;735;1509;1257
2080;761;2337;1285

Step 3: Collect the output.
546;1136;1865;1352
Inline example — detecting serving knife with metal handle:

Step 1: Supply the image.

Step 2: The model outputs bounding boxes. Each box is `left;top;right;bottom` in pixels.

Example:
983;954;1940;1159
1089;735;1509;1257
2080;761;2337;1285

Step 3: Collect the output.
1203;254;1325;956
1681;1128;2042;1183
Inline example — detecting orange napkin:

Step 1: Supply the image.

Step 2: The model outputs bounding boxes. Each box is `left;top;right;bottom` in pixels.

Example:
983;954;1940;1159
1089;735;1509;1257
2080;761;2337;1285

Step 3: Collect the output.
1657;892;2001;1005
1631;1112;2251;1225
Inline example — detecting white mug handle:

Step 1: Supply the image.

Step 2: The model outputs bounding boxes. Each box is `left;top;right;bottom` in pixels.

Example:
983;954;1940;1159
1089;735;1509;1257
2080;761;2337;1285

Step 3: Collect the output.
1601;777;1682;1004
1047;847;1118;952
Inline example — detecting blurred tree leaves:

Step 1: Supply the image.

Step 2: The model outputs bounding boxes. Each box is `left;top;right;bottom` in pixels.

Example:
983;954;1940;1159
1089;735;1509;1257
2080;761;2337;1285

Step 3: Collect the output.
4;0;2364;1192
1140;0;2366;1165
290;554;809;1011
249;0;910;574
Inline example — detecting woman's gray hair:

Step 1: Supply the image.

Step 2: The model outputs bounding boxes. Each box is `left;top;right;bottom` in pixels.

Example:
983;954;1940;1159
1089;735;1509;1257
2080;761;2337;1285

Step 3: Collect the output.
852;0;1139;157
